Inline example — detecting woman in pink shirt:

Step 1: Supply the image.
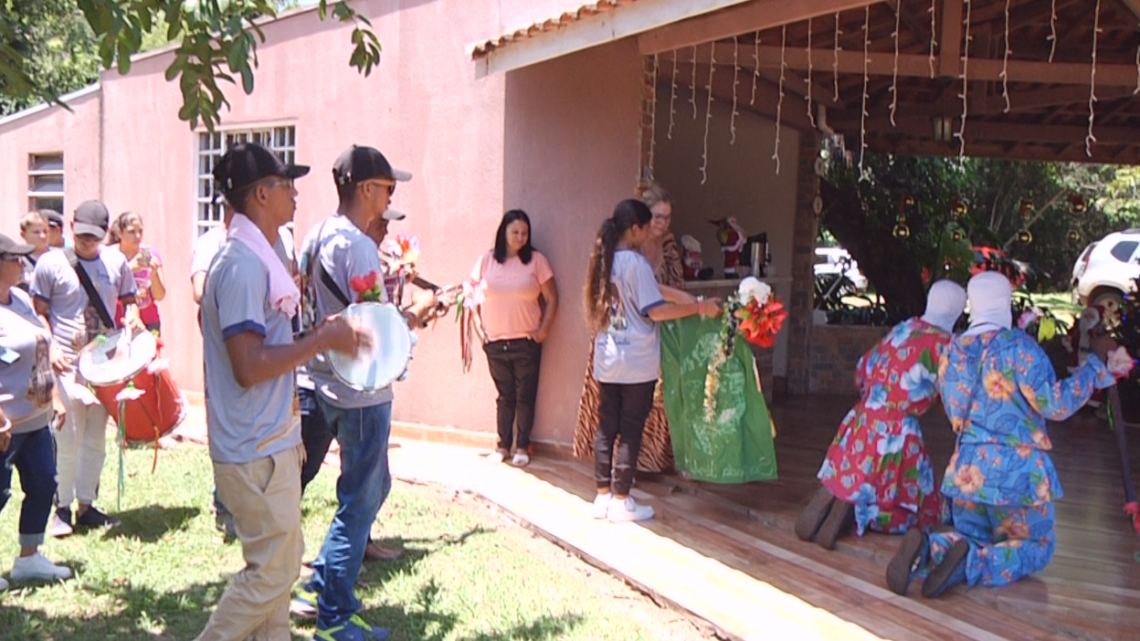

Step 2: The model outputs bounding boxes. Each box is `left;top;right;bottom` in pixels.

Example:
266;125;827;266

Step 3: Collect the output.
471;210;558;466
109;212;166;334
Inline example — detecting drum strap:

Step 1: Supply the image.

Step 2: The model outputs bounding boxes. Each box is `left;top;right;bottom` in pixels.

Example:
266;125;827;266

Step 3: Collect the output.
65;248;117;330
306;220;352;308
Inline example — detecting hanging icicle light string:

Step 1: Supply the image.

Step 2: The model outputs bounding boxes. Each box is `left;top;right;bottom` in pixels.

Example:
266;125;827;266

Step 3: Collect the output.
668;49;678;139
752;32;761;106
889;2;901;126
833;12;842;103
956;0;973;162
700;41;716;184
858;5;871;180
928;0;937;78
731;38;740;144
806;18;816;128
1048;0;1058;63
773;25;788;175
1001;0;1012;113
1087;0;1102;157
691;44;699;119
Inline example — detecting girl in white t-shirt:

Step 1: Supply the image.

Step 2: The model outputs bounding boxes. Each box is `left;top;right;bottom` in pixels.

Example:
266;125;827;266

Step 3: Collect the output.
583;199;720;522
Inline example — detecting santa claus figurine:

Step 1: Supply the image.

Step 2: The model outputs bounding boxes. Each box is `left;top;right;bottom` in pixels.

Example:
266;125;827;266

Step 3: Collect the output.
709;217;747;279
680;235;704;281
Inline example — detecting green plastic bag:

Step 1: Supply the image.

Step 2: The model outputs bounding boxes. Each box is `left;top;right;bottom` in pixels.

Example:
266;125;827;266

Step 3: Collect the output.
660;316;778;483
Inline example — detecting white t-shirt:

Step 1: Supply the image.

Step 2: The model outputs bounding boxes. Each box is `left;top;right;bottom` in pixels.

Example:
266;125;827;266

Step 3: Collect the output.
593;249;665;385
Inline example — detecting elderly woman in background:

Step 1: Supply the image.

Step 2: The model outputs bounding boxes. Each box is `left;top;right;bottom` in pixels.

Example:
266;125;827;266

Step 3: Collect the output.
573;183;692;474
471;210;558;467
109;211;166;334
0;234;71;591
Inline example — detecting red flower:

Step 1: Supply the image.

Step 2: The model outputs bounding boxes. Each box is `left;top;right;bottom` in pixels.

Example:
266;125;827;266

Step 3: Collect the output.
349;271;383;302
735;298;787;348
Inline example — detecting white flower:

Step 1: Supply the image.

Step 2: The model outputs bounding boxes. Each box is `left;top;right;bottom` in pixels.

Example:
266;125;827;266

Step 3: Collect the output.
737;276;771;305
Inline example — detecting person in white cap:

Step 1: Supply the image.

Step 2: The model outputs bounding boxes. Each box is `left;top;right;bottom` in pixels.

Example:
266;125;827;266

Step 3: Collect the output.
797;280;967;550
887;271;1131;599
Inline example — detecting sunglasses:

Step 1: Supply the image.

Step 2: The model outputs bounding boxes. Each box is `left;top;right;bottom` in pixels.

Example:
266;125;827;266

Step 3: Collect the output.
364;179;396;196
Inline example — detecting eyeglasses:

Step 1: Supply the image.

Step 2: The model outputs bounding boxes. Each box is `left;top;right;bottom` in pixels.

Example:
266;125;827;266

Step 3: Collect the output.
363;179;396;196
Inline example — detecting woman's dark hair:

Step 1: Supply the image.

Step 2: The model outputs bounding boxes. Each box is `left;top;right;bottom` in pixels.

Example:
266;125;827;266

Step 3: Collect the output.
493;209;534;264
106;211;143;245
583;199;652;333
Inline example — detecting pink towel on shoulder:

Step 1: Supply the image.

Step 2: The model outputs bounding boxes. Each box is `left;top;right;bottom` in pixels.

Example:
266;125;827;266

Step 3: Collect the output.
227;213;300;318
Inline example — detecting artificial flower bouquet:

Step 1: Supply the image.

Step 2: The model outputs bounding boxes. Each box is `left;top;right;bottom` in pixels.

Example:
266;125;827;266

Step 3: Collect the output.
349;271;386;303
704;276;788;420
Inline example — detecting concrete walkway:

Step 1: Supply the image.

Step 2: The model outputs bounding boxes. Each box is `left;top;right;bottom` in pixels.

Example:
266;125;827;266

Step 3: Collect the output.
170;409;885;641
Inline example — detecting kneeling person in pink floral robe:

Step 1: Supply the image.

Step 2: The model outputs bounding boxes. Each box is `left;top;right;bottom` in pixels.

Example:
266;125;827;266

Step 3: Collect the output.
797;280;966;550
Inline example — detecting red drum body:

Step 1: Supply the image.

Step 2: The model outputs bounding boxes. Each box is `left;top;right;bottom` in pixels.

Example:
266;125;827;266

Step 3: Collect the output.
77;329;187;443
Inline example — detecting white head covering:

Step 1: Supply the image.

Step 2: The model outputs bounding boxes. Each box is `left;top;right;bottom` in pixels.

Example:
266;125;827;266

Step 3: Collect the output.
963;271;1012;336
921;279;967;332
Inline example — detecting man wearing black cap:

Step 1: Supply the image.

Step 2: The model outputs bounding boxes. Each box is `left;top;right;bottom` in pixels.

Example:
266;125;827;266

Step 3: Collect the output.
40;210;67;250
291;145;437;640
194;142;370;641
32;199;141;537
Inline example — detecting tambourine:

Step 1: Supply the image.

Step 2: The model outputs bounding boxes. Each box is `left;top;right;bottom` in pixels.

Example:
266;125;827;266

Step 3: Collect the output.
328;302;414;392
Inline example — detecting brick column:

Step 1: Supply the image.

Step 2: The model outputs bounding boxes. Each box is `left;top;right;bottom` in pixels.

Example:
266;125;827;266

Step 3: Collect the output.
787;134;821;395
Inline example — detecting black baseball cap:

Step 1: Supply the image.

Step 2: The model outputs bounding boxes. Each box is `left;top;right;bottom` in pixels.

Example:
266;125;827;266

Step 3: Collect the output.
73;200;110;237
213;142;310;195
39;209;64;228
332;145;412;187
0;233;34;256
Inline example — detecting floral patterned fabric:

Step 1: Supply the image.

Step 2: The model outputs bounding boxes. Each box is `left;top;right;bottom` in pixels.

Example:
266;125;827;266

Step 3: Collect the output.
936;329;1113;507
817;317;949;535
928;499;1055;588
927;328;1113;587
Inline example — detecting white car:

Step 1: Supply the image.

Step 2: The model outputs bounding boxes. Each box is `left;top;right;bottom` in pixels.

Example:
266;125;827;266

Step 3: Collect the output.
1071;231;1140;320
814;247;868;291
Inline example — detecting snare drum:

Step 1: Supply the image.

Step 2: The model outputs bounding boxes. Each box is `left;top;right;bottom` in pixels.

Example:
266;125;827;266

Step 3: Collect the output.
328;302;413;392
77;329;186;443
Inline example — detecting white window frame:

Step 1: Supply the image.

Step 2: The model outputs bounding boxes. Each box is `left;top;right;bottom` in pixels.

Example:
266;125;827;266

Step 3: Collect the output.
194;125;297;237
28;152;65;214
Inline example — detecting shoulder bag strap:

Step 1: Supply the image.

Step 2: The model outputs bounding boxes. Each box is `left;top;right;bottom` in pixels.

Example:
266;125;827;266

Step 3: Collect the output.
65;248;117;330
307;220;351;307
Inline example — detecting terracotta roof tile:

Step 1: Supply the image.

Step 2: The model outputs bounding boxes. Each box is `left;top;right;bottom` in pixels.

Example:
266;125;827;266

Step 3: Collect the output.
469;0;643;59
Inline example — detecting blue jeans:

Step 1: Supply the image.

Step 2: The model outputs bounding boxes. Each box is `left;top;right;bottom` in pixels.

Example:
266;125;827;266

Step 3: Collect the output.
1;426;58;547
309;398;393;629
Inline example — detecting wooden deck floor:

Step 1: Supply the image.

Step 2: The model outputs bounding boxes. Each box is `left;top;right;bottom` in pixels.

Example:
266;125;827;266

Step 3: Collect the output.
525;397;1140;641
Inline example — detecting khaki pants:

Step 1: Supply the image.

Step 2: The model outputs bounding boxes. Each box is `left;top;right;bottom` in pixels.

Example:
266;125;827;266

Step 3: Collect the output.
195;444;304;641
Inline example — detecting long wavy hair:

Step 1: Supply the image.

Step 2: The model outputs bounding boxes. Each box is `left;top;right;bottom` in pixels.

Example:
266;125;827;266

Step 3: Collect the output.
492;209;534;264
583;199;653;333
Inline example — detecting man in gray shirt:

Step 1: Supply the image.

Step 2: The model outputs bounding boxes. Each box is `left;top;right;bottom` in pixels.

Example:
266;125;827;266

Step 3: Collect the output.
194;142;368;641
292;145;440;640
32;200;142;536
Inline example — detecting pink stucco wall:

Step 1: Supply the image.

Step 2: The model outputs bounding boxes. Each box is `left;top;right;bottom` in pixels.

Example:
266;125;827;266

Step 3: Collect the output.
0;88;102;227
0;1;646;447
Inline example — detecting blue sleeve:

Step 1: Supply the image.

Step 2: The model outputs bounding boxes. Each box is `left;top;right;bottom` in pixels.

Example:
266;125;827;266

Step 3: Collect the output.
1013;335;1112;420
340;237;384;303
632;258;665;316
216;259;268;339
117;254;138;298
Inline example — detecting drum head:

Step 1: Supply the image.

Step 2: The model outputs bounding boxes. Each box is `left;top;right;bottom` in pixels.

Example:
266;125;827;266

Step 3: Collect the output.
328;303;412;392
77;329;157;386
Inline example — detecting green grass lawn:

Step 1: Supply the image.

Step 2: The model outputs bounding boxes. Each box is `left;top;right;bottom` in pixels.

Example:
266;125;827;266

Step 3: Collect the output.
0;445;705;641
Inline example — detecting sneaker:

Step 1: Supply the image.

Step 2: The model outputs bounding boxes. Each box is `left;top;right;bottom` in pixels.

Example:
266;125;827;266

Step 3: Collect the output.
486;449;508;464
591;493;613;519
511;451;530;467
75;506;121;529
314;615;389;640
50;508;73;538
290;584;319;619
364;541;403;562
607;496;654;523
11;553;71;581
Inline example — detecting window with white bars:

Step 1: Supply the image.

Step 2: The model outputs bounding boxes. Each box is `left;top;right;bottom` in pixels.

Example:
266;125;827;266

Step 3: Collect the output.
28;153;65;215
195;126;296;236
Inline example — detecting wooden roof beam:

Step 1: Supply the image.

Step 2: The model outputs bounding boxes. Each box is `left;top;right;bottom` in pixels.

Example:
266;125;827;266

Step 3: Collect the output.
661;60;820;132
886;0;932;46
1121;0;1140;22
938;0;963;77
863;136;1140;164
829;115;1140;146
686;44;1140;86
638;0;883;55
